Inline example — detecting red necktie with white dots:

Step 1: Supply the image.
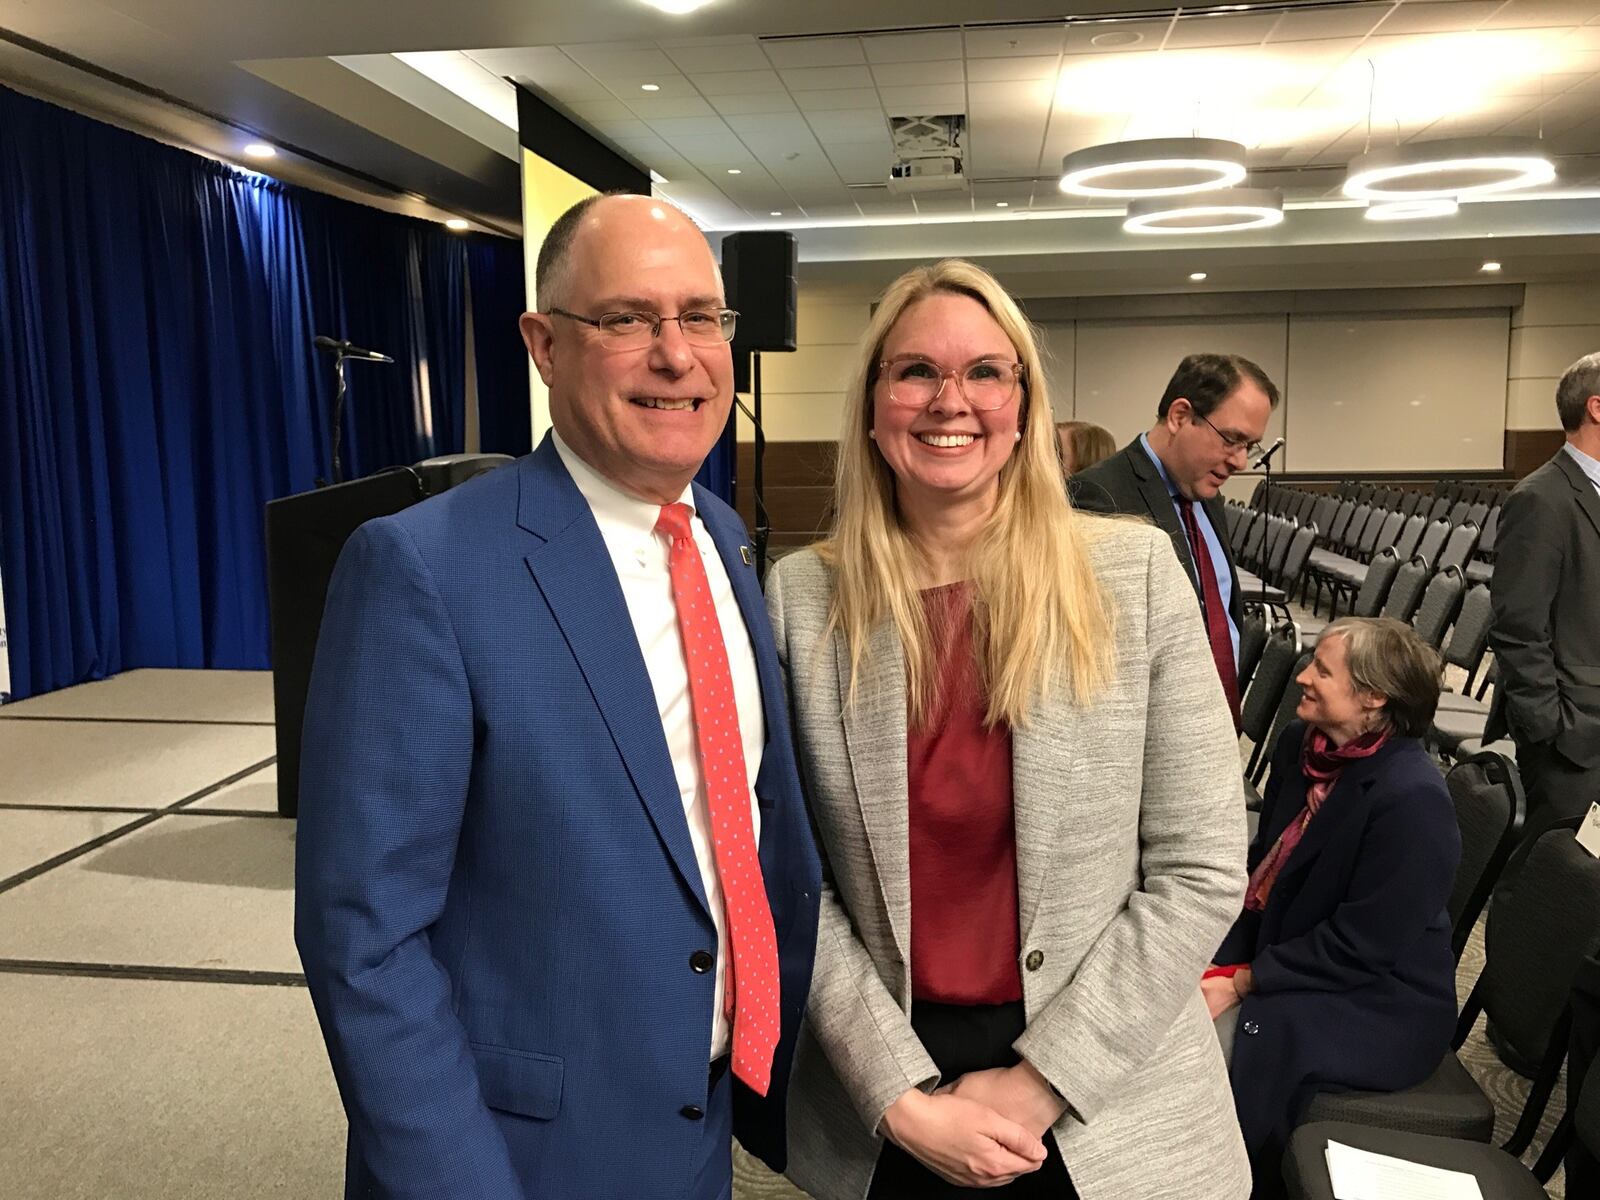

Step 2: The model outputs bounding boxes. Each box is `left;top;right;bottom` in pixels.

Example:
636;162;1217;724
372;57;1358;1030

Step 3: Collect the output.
655;502;780;1096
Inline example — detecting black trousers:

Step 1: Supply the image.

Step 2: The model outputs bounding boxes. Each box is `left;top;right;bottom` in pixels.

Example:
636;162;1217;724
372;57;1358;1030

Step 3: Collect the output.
868;1000;1078;1200
1515;740;1600;835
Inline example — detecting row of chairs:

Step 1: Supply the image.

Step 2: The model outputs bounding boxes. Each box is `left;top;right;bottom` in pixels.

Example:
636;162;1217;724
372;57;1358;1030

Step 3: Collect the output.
1286;810;1600;1196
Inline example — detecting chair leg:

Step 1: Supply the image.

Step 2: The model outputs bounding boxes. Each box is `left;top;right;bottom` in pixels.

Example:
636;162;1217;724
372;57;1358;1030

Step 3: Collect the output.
1531;1109;1575;1183
1502;1008;1572;1157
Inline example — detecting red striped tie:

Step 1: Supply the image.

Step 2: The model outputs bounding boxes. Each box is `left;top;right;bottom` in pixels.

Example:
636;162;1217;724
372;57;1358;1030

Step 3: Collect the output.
1177;497;1243;730
655;503;780;1096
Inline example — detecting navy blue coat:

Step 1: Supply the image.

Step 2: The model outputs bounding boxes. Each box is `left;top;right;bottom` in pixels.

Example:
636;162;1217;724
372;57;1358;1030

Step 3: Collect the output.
294;435;822;1199
1215;721;1460;1166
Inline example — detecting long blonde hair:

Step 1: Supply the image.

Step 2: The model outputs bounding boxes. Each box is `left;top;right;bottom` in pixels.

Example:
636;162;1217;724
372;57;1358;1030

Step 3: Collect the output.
816;260;1115;727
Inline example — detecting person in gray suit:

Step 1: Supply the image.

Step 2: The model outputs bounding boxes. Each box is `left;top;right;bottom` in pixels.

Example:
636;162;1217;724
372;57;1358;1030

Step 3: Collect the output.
767;260;1251;1199
1486;351;1600;830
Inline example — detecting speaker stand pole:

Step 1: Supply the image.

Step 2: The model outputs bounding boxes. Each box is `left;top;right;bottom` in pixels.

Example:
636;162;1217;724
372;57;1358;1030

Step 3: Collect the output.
328;350;350;487
752;351;770;579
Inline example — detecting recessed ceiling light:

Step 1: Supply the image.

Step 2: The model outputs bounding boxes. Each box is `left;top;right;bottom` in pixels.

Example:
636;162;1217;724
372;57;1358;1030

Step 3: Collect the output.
1123;188;1285;235
1343;136;1555;201
1061;138;1248;198
640;83;661;92
243;143;276;160
727;168;741;175
445;218;470;231
770;210;782;216
1189;272;1208;281
1089;30;1143;48
640;0;714;13
1481;261;1502;272
1365;198;1460;222
995;201;1009;208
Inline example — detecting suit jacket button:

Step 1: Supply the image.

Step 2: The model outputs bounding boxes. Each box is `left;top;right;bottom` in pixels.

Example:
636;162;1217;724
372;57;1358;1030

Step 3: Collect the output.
1025;950;1044;972
1242;1020;1260;1036
680;1105;705;1120
690;950;714;974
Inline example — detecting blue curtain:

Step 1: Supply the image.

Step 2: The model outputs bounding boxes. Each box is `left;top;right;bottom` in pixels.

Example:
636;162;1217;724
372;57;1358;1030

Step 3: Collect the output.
467;239;532;458
0;84;511;701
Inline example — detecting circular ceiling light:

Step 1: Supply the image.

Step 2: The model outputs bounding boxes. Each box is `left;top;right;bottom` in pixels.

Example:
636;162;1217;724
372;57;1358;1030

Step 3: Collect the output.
445;218;470;231
1060;138;1248;198
242;143;277;160
1123;188;1284;235
1343;137;1555;201
1364;198;1460;222
1090;30;1143;48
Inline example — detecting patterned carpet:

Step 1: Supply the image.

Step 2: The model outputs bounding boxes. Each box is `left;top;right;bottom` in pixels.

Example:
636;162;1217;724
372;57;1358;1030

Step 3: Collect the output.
733;918;1566;1199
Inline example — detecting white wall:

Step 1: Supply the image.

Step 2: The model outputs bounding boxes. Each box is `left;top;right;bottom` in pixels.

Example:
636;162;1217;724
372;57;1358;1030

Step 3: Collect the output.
1507;282;1600;432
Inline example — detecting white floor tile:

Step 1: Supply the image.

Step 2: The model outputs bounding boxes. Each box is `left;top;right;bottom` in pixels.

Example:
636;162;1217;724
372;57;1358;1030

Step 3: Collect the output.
0;809;144;882
0;668;273;724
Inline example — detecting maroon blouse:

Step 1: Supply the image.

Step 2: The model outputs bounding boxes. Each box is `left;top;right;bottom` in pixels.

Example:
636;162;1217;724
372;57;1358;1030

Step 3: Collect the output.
906;583;1023;1006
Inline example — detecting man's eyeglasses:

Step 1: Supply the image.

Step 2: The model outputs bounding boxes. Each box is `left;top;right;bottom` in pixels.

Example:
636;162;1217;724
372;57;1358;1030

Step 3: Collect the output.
549;307;739;349
1192;408;1261;459
877;355;1025;411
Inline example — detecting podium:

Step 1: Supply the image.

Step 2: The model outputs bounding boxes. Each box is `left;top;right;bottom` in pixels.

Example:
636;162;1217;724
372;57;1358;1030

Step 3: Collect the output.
265;455;510;817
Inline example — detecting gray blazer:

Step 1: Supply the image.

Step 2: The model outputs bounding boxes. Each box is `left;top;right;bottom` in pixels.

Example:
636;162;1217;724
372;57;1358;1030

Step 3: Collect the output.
766;521;1251;1200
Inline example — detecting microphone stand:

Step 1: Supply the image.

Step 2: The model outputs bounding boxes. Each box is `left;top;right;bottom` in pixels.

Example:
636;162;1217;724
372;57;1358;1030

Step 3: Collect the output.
313;336;393;486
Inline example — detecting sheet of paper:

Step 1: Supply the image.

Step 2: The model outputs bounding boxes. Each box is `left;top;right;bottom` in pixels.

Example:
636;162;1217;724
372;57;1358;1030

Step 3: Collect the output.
1576;802;1600;858
1324;1140;1485;1200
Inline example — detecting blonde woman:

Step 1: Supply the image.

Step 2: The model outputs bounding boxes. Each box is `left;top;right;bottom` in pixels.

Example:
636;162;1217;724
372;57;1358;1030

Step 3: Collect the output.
767;261;1250;1199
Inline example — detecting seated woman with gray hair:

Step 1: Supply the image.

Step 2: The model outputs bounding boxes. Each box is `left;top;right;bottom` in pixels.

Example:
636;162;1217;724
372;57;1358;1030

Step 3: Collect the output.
1205;616;1460;1189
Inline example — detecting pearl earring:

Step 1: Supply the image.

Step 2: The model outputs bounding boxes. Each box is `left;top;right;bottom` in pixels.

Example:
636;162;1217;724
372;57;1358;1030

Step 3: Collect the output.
1014;431;1022;441
868;429;877;439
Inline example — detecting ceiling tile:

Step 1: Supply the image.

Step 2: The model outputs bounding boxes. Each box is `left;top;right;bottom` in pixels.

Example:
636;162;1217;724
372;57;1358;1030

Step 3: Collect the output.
708;93;799;116
826;144;890;185
1480;0;1600;29
1163;12;1282;49
691;70;785;96
781;65;875;91
871;60;965;88
663;43;773;73
965;25;1065;59
878;85;967;114
722;113;816;140
508;68;612;103
656;34;762;50
630;95;716;119
911;193;975;215
805;109;892;141
560;47;679;78
967;56;1061;83
862;30;966;63
604;74;698;100
1266;5;1387;43
799;203;868;221
569;99;635;122
609;134;675;158
658;132;754;161
1061;18;1172;55
762;38;865;70
1379;1;1505;35
591;118;655;140
794;87;883;113
646;116;739;139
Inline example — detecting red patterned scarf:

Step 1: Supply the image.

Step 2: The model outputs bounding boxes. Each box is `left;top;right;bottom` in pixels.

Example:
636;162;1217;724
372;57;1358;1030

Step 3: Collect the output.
1244;724;1391;912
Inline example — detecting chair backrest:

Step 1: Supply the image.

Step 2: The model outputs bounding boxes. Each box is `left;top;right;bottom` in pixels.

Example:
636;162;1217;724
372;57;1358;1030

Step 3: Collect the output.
1327;499;1357;543
1442;481;1464;504
1294;491;1318;524
1278;523;1318;589
1412;518;1451;568
1255;650;1314;784
1436;521;1480;571
1445;750;1525;960
1310;494;1339;535
1447;499;1471;526
1483;826;1600;1071
1578;1041;1600;1161
1351;547;1401;617
1465;501;1489;528
1241;624;1299;744
1398;491;1423;517
1441;583;1493;674
1392;513;1428;563
1237;606;1269;693
1248;478;1267;509
1341;503;1373;553
1381;557;1431;623
1412;565;1465;647
1242;511;1270;565
1366;509;1405;557
1266;517;1297;577
1427;496;1452;522
1476;506;1500;556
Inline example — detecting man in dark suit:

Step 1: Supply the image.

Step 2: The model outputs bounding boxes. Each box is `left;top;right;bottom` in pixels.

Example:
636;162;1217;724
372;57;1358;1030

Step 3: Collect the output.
1069;353;1279;723
1486;351;1600;830
295;193;821;1199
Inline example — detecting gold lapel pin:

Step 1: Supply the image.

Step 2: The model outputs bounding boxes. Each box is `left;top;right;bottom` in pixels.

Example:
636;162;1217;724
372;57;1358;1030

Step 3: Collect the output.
740;545;754;567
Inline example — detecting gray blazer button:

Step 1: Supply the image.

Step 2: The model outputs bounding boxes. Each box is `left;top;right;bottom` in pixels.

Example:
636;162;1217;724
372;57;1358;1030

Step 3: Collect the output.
1242;1020;1260;1036
1025;950;1044;972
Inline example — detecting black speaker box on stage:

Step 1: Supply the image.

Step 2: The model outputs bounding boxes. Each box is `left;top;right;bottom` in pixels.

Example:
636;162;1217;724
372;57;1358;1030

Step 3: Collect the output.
723;231;797;353
265;455;511;817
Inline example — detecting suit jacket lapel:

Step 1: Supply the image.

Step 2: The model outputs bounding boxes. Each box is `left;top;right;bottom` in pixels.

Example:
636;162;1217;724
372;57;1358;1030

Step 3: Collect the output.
1555;450;1600;543
1127;443;1202;600
518;438;712;920
1271;745;1394;893
835;621;914;967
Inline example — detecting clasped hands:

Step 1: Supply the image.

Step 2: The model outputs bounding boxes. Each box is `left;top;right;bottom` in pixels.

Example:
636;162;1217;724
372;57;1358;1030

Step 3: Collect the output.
1200;965;1253;1020
881;1060;1065;1188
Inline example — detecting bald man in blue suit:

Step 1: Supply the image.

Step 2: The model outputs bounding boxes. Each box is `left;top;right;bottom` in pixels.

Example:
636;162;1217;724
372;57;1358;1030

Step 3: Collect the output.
295;194;820;1199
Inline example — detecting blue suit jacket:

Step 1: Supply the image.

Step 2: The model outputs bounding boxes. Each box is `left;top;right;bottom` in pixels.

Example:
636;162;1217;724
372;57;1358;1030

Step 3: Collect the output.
1215;721;1459;1161
294;435;822;1199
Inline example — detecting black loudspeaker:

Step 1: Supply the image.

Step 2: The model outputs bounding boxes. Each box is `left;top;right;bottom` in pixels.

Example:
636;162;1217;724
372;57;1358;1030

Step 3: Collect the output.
263;458;511;818
723;231;797;353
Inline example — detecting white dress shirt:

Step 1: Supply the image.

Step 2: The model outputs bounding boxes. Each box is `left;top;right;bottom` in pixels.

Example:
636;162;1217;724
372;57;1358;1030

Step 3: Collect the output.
554;432;764;1060
1565;441;1600;500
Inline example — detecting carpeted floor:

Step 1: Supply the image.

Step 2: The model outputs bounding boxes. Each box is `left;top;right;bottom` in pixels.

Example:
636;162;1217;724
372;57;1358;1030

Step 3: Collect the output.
0;665;1568;1198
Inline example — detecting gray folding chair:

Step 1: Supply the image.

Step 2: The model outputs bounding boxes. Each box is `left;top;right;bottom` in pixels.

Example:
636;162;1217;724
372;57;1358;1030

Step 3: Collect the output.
1380;557;1431;624
1237;606;1269;694
1411;519;1451;570
1391;513;1428;564
1241;625;1299;778
1444;749;1525;962
1436;521;1480;572
1411;566;1465;649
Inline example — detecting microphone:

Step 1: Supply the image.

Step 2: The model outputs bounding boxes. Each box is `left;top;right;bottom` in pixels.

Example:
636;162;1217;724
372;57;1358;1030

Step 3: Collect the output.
1251;437;1285;469
313;335;394;363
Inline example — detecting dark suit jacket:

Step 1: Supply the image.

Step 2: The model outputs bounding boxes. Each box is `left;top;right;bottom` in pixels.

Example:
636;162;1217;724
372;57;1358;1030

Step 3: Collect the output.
1485;448;1600;768
295;435;822;1200
1069;438;1245;635
1214;723;1460;1165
